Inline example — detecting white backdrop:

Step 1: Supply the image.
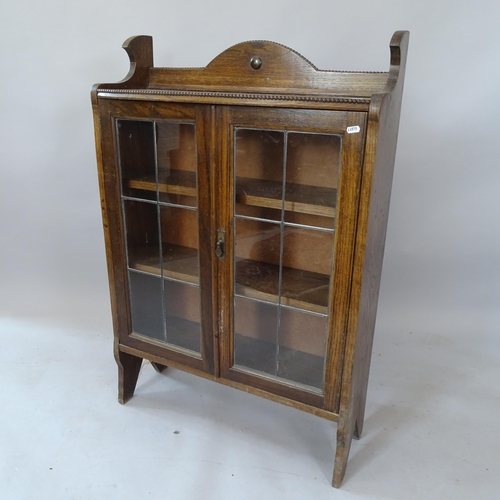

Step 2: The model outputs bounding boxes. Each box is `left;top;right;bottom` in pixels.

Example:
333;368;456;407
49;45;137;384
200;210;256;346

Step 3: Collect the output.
1;0;499;336
1;0;500;496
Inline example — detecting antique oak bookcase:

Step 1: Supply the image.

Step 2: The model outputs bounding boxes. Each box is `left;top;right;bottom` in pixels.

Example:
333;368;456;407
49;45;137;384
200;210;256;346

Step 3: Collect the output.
91;31;408;487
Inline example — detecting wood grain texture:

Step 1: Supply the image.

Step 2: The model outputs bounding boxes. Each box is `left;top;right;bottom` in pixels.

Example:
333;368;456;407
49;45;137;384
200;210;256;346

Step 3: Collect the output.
210;105;222;377
147;40;388;97
128;169;196;197
94;37;393;111
332;30;409;488
223;366;325;409
119;344;338;422
235;259;329;314
131;244;199;283
218;106;234;377
127;172;336;217
116;350;143;404
91;84;127;388
97;89;371;112
92;32;409;488
236;177;336;217
93;100;133;361
94;99;213;378
196;104;217;375
322;111;368;414
218;105;360;408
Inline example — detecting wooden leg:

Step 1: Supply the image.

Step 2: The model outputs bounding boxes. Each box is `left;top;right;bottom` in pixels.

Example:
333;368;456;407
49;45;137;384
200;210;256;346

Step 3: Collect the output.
351;367;370;440
332;412;357;488
116;351;142;405
151;362;168;373
353;418;362;440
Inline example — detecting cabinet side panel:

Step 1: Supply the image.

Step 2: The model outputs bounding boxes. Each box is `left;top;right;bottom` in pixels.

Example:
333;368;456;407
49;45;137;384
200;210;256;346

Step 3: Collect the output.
323;112;367;411
333;31;409;488
92;96;131;358
338;32;409;416
347;88;406;434
92;93;117;334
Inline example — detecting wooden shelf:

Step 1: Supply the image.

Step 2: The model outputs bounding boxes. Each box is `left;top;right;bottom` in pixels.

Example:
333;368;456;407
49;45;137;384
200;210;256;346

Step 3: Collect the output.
131;245;329;314
131;243;199;284
127;169;197;197
235;259;329;314
236;177;336;218
127;172;335;218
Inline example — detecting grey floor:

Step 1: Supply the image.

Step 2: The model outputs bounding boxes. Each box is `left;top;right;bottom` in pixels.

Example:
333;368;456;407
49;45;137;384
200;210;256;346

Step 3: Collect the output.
1;305;499;500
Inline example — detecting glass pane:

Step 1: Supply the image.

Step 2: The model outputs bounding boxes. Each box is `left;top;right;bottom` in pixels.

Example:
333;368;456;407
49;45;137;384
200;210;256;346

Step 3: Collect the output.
281;226;333;314
283;211;335;231
232;224;331;389
159;203;201;354
157;122;197;207
235;129;284;221
123;200;161;274
159;205;199;284
117;120;156;201
277;308;327;390
285;132;341;224
235;204;282;222
128;270;165;341
164;280;201;353
234;297;278;376
232;128;340;393
117;117;202;355
234;218;281;304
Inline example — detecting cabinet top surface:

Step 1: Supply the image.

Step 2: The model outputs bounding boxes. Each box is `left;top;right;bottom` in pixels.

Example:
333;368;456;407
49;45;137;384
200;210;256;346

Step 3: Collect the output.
93;32;409;107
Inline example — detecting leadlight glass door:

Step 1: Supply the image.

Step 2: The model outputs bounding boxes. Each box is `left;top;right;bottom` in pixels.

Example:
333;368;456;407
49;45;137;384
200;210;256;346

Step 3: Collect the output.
220;107;367;406
108;102;214;373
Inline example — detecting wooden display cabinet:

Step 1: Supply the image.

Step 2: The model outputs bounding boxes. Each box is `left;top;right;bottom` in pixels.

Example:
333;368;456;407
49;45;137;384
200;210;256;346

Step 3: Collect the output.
91;32;409;487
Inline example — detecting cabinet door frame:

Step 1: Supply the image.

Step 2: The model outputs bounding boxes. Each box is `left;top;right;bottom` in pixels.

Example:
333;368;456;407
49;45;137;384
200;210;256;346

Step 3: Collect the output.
97;99;217;375
217;106;367;410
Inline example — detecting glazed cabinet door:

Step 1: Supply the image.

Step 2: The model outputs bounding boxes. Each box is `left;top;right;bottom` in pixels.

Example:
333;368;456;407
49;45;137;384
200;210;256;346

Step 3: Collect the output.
98;100;215;374
218;107;367;409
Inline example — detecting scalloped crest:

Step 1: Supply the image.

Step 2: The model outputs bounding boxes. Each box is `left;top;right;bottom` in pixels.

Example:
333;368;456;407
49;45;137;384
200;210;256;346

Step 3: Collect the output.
94;32;409;96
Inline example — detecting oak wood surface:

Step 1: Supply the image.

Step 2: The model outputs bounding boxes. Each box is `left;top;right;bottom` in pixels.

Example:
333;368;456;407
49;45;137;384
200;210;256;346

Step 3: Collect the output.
116;351;142;405
97;90;372;112
322;111;368;413
332;30;409;488
129;245;329;314
217;105;368;414
94;36;390;112
92;32;409;488
236;177;336;217
196;104;217;375
127;171;337;218
119;343;338;422
147;41;388;97
235;259;329;314
131;244;199;283
128;169;196;197
94;99;213;377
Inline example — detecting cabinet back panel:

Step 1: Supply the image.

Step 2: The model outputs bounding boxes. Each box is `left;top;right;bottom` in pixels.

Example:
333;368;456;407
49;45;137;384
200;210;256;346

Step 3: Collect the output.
164;280;201;324
160;206;199;249
234;297;326;357
286;133;340;189
157;122;196;173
